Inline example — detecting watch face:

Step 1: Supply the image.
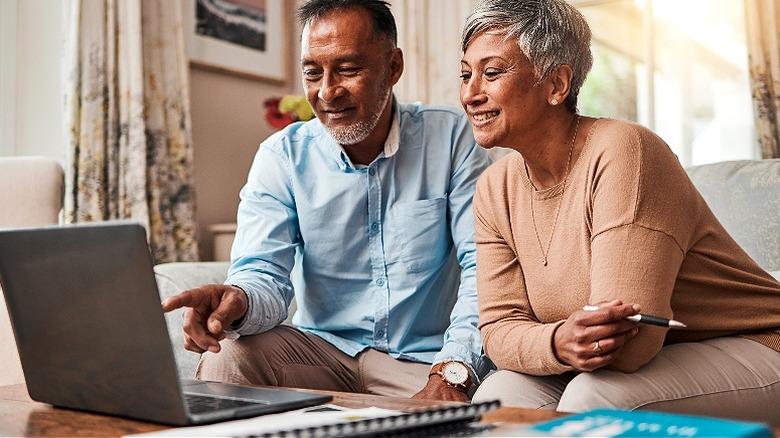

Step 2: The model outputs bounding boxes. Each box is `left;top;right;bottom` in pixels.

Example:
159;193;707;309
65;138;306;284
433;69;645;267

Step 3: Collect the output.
442;362;468;385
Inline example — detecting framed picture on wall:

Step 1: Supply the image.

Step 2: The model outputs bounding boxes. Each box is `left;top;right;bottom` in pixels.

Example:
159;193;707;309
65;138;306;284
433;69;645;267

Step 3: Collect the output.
184;0;288;82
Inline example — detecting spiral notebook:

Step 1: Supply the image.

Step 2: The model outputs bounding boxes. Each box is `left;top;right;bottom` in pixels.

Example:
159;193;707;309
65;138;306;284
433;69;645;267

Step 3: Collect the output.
262;401;501;438
129;400;501;437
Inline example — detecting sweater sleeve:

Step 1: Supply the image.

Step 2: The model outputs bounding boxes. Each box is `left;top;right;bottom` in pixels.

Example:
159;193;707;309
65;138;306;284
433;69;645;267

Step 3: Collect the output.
587;122;692;372
474;163;575;376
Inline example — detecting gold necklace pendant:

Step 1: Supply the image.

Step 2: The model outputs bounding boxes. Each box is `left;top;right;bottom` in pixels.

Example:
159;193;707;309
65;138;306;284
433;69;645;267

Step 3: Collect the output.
529;115;581;267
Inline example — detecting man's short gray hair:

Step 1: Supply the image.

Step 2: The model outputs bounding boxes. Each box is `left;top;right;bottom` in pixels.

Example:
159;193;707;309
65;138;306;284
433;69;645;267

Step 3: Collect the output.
462;0;593;113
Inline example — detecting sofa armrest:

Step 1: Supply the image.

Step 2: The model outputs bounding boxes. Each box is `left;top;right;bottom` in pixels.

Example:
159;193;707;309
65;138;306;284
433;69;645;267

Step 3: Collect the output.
154;260;299;378
154;261;230;379
0;156;64;228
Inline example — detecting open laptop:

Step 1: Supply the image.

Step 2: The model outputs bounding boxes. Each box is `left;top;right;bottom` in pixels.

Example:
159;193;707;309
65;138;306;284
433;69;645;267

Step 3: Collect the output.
0;221;331;426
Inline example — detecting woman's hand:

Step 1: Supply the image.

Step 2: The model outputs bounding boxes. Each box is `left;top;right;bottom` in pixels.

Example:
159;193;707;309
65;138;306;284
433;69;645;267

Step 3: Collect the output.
553;300;640;372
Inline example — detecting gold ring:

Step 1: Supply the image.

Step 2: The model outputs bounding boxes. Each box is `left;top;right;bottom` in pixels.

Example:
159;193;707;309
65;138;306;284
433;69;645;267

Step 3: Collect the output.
593;340;602;354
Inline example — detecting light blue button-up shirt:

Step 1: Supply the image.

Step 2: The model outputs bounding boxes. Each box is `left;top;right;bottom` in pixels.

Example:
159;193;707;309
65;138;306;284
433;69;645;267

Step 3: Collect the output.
226;100;493;381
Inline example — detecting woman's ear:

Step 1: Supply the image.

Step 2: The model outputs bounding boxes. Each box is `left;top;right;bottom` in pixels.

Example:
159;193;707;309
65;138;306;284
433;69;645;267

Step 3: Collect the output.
547;65;573;106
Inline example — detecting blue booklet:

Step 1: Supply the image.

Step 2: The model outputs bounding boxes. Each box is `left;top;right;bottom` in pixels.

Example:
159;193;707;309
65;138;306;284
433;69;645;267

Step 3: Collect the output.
518;408;773;437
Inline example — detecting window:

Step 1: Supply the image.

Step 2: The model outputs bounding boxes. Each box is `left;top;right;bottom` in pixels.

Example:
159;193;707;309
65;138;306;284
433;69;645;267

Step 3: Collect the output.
573;0;757;167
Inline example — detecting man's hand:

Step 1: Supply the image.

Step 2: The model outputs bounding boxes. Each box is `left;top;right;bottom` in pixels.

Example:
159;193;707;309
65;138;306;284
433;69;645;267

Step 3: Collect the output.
161;284;248;354
411;375;469;402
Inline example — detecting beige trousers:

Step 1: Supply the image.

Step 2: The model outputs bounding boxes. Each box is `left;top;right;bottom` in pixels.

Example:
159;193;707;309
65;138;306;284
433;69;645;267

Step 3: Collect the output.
196;325;431;398
472;337;780;425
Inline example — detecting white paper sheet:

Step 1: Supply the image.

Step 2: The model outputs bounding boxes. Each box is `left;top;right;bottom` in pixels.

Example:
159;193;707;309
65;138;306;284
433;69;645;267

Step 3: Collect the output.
126;405;403;438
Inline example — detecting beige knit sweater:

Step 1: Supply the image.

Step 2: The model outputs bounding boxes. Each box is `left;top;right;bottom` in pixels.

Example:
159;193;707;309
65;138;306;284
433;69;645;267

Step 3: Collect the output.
474;118;780;375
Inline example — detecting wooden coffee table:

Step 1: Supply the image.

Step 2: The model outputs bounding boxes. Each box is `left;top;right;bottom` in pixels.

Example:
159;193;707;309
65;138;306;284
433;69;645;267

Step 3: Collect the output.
0;383;562;437
1;383;776;437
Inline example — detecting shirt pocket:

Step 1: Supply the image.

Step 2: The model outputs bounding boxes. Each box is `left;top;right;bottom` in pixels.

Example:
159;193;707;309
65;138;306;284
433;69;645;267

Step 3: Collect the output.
393;197;449;273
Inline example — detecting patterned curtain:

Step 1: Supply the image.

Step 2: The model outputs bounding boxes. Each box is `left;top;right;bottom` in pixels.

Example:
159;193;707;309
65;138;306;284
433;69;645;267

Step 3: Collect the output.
745;0;780;159
64;0;200;263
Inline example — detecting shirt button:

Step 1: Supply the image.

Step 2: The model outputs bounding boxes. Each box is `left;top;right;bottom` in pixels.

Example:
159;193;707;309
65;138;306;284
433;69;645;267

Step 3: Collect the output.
371;222;379;231
376;330;385;338
376;278;385;287
368;168;376;175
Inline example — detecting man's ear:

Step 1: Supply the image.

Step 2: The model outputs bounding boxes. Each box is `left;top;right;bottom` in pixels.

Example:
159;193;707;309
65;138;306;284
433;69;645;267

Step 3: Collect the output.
389;47;404;86
548;64;573;106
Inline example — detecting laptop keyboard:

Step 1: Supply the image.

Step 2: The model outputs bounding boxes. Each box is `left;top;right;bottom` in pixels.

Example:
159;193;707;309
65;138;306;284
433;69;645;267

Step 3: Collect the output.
185;393;267;414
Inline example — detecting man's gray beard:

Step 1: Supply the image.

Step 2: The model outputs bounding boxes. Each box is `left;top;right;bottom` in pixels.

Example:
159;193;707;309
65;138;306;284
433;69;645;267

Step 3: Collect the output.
326;82;391;146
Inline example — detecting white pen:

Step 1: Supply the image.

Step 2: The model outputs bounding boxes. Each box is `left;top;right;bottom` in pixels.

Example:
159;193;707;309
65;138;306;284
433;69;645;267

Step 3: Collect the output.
583;305;687;329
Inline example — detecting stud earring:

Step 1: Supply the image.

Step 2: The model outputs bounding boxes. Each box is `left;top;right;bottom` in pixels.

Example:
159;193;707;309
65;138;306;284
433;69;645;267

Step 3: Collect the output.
550;98;559;106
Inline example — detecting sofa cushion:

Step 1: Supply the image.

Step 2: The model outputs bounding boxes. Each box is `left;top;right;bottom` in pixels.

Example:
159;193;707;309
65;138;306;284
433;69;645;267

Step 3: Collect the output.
154;261;231;378
0;157;64;228
686;159;780;272
154;260;301;378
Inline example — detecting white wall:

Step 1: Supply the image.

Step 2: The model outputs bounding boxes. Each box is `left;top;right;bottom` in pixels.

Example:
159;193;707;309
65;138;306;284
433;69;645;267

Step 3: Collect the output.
0;0;18;157
0;0;65;161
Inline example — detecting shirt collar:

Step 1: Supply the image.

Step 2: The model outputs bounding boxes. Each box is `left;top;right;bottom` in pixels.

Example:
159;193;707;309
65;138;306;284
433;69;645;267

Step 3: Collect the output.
382;100;400;158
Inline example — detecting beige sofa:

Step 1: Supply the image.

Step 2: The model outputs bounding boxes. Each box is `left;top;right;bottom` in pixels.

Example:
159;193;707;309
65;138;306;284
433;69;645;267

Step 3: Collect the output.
1;157;779;387
153;158;780;379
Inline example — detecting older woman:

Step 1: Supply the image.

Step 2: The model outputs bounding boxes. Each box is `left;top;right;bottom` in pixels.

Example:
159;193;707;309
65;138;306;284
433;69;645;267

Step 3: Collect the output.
461;0;780;423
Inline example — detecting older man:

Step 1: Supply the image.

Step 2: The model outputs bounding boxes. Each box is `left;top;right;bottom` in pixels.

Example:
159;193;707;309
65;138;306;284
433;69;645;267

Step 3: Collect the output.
163;0;491;401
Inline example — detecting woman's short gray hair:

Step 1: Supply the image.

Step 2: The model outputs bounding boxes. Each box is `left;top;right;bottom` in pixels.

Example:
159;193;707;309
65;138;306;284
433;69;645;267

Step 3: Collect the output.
462;0;593;113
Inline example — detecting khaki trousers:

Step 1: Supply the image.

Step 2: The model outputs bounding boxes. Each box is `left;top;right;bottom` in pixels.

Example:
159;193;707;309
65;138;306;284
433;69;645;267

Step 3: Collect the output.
472;337;780;425
196;325;431;398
